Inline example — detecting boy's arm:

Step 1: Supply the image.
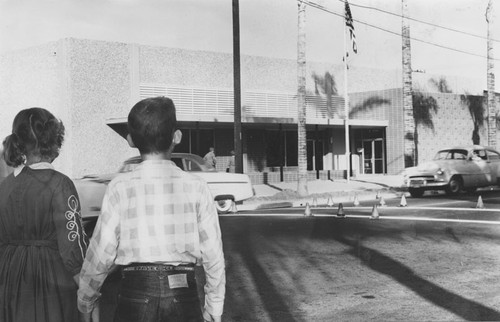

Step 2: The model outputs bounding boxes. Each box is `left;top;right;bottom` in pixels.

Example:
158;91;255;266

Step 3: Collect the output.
78;183;121;313
197;182;226;318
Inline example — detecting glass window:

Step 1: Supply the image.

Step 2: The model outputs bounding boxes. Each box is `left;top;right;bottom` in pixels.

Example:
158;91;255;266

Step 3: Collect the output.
266;130;284;167
286;131;298;167
473;149;487;160
486;150;500;160
185;159;202;171
434;151;450;160
172;157;184;169
452;151;467;160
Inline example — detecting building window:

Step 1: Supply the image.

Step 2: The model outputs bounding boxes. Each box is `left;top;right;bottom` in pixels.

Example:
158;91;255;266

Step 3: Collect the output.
265;130;298;168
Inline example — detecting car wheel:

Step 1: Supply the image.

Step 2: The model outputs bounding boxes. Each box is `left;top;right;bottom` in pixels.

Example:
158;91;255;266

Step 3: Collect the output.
409;188;424;198
446;176;462;195
215;199;233;213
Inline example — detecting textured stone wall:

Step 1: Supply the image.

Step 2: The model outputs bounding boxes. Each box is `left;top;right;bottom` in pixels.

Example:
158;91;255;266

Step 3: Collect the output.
0;41;73;175
66;38;137;177
0;38;494;178
138;45;401;95
417;92;487;163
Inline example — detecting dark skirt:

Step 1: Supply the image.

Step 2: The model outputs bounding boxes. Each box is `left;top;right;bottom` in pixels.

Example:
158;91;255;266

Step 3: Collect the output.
0;242;79;322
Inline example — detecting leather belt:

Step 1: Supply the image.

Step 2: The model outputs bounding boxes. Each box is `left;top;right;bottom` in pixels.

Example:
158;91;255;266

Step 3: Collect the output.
123;263;195;272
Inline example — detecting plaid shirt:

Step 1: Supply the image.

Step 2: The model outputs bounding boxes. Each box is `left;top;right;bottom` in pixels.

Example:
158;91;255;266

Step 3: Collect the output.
78;159;225;316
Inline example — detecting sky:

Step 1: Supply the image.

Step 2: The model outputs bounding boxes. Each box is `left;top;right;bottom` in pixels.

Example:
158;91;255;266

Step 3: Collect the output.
0;0;498;92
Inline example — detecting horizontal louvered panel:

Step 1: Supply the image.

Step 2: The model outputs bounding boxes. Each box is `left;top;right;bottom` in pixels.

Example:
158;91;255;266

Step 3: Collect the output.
139;84;345;119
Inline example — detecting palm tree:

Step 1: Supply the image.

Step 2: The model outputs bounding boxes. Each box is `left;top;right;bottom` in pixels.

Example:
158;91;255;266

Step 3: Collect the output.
429;77;452;93
486;0;496;147
460;93;485;145
297;0;308;196
348;96;391;118
402;0;415;167
312;72;338;118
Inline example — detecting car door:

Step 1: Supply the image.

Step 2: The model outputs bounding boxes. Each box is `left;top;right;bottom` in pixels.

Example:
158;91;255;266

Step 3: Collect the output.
486;149;500;185
471;149;491;186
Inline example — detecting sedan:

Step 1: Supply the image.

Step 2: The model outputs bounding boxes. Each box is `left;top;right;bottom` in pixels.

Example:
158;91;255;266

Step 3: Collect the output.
404;145;500;197
75;153;254;217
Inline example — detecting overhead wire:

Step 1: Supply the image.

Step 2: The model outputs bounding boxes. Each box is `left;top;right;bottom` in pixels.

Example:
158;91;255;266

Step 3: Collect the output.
341;0;500;43
302;0;500;62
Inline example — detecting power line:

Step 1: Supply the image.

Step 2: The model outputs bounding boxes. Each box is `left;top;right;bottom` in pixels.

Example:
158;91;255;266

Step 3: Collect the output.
303;0;500;62
342;0;500;43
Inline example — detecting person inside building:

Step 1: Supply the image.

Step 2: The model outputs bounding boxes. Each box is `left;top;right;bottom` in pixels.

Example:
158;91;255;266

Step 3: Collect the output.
203;147;217;169
226;150;235;173
0;108;89;322
78;96;226;322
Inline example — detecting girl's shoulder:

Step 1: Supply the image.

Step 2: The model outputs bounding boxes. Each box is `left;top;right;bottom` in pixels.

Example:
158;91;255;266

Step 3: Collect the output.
27;166;72;186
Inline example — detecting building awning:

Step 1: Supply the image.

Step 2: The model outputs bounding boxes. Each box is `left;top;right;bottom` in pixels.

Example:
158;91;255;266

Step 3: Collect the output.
106;117;129;139
105;116;389;139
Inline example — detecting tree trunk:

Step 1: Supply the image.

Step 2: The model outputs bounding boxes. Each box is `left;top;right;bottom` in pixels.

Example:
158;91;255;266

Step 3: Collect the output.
486;0;497;148
402;0;415;166
297;0;308;196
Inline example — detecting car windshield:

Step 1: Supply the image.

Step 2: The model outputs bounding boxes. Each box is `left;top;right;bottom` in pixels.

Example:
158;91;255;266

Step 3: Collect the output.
433;149;468;160
119;159;141;173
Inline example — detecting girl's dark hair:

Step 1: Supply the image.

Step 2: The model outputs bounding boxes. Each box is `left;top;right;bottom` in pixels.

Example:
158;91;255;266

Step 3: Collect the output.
128;97;177;154
2;108;65;167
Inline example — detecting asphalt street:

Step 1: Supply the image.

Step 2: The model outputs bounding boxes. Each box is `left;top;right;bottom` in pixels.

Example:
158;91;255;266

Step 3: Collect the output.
95;192;500;321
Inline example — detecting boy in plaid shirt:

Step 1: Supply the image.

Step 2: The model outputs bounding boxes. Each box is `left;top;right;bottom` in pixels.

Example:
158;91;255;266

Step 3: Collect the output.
78;97;225;322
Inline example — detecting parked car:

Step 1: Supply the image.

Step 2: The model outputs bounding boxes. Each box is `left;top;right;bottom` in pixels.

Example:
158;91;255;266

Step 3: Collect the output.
75;153;254;218
403;145;500;197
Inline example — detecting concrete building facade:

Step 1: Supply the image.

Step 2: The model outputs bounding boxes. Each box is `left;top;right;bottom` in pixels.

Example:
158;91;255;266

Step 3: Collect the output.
1;38;498;183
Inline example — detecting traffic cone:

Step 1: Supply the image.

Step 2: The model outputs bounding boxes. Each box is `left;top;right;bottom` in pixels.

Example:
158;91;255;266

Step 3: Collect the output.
353;194;360;206
476;196;485;209
304;202;312;216
370;204;380;219
230;201;238;213
378;196;387;207
337;203;346;218
312;197;318;207
399;194;408;207
327;196;334;207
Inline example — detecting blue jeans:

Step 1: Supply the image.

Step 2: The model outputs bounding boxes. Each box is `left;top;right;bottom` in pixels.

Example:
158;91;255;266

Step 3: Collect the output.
113;266;203;322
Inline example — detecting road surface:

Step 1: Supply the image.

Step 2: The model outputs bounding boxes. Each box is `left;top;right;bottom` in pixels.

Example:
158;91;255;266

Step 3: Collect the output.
96;191;500;321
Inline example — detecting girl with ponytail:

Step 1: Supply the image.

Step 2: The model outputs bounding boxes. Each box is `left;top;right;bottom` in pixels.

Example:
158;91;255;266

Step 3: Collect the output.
0;108;89;322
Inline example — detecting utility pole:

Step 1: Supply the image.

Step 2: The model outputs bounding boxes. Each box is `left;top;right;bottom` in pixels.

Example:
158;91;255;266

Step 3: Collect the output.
233;0;243;173
297;0;308;196
486;0;496;148
402;0;415;167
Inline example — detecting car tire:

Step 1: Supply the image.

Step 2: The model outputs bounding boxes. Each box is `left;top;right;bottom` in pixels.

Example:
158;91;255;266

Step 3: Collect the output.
409;188;424;198
215;199;233;213
446;176;462;195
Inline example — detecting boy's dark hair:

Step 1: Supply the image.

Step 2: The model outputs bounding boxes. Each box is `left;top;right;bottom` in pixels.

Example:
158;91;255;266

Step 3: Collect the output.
128;97;177;154
2;107;65;167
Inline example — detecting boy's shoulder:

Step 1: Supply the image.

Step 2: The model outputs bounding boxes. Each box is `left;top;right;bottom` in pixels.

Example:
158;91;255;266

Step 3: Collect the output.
107;162;206;186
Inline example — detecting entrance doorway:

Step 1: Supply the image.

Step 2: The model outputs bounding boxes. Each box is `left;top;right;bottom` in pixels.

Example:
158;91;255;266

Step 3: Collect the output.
361;139;385;174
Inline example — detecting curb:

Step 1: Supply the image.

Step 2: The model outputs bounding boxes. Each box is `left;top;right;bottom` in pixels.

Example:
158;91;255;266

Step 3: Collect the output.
238;188;404;211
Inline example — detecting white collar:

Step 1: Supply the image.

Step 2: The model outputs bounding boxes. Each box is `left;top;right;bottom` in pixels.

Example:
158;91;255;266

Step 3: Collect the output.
14;162;55;177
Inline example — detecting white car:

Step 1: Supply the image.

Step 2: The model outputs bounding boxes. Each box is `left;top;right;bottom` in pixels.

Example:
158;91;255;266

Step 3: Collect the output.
75;153;254;217
404;145;500;197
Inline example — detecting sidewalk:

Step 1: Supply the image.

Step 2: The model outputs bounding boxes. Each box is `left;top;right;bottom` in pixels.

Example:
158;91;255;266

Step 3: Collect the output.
239;174;407;211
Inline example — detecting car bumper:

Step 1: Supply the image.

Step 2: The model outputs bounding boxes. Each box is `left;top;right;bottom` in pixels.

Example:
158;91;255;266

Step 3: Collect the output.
406;177;448;189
